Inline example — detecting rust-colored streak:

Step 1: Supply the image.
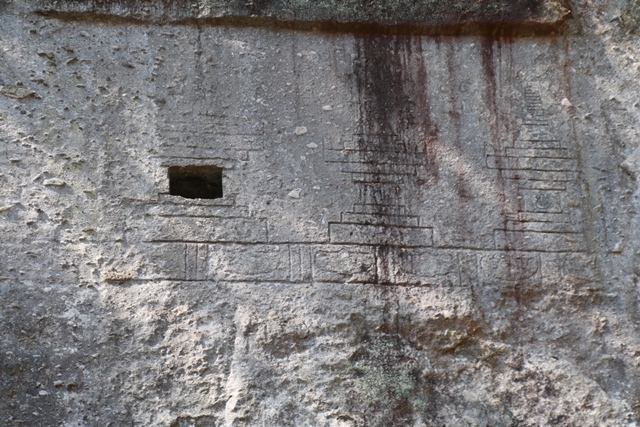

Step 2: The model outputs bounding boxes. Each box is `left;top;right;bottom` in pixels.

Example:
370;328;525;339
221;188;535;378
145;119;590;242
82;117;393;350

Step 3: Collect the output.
353;35;439;285
480;37;527;313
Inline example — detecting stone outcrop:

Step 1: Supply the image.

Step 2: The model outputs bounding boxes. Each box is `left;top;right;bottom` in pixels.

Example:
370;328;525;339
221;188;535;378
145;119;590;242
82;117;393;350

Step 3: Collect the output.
1;0;640;426
35;0;569;33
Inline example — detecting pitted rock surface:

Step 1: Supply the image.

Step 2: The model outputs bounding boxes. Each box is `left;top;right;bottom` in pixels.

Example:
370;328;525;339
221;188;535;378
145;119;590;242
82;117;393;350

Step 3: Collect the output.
34;0;569;33
1;0;640;426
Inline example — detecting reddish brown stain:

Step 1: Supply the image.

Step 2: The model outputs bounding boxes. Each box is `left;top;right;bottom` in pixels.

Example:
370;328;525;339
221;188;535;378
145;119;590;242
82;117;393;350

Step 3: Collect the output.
353;35;439;285
480;36;537;325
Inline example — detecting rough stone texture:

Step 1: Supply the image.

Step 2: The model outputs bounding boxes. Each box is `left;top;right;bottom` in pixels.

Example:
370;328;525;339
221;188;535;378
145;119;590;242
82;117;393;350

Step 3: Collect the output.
34;0;570;34
2;0;640;426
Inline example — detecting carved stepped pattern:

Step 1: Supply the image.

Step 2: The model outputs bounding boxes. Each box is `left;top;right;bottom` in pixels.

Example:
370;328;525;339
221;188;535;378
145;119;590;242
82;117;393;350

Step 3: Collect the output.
325;134;433;248
490;87;588;253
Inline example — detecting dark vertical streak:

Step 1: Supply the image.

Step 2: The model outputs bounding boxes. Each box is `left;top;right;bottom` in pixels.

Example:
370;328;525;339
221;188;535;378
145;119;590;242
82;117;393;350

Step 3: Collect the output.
481;36;528;329
353;35;438;286
411;37;439;185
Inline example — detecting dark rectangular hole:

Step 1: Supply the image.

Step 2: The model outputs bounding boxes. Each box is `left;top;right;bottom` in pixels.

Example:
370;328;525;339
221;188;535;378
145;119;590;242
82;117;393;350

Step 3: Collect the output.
168;165;223;200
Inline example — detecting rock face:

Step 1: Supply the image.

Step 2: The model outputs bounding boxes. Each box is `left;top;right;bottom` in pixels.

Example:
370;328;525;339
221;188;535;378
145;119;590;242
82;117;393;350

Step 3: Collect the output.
1;0;640;426
34;0;569;32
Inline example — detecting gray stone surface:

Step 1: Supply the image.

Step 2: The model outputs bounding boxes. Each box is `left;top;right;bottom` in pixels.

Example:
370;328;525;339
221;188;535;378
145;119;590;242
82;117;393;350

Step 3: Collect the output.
34;0;569;33
2;0;640;425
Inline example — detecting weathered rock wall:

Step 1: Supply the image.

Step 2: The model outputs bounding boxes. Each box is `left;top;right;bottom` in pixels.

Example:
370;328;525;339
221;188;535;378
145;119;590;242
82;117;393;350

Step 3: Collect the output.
2;0;640;426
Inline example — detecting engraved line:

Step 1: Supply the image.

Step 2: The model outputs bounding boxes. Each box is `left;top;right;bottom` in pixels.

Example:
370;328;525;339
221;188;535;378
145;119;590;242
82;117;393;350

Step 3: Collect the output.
154;155;240;161
493;229;583;236
493;155;575;160
486;167;577;172
265;219;270;243
298;246;303;283
194;244;198;281
157;214;251;219
146;240;593;254
329;161;423;167
289;244;294;282
342;212;420;219
112;279;440;287
345;171;415;176
329;222;432;230
184;243;188;281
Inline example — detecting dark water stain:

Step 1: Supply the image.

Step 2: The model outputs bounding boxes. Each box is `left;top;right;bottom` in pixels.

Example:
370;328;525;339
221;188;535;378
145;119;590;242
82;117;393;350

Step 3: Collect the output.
480;36;530;331
353;34;439;285
353;38;437;178
481;37;498;139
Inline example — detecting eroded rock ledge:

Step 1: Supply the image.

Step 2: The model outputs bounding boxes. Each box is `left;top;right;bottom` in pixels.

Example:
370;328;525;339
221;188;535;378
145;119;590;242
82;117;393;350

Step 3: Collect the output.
34;0;570;34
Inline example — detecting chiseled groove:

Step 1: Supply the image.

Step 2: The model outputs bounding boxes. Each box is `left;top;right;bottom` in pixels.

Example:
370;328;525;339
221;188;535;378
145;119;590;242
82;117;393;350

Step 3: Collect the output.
33;10;569;37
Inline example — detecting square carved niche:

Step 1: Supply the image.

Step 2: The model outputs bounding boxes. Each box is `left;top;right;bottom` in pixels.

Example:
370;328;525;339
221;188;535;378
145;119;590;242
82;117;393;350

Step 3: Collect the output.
168;165;223;200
